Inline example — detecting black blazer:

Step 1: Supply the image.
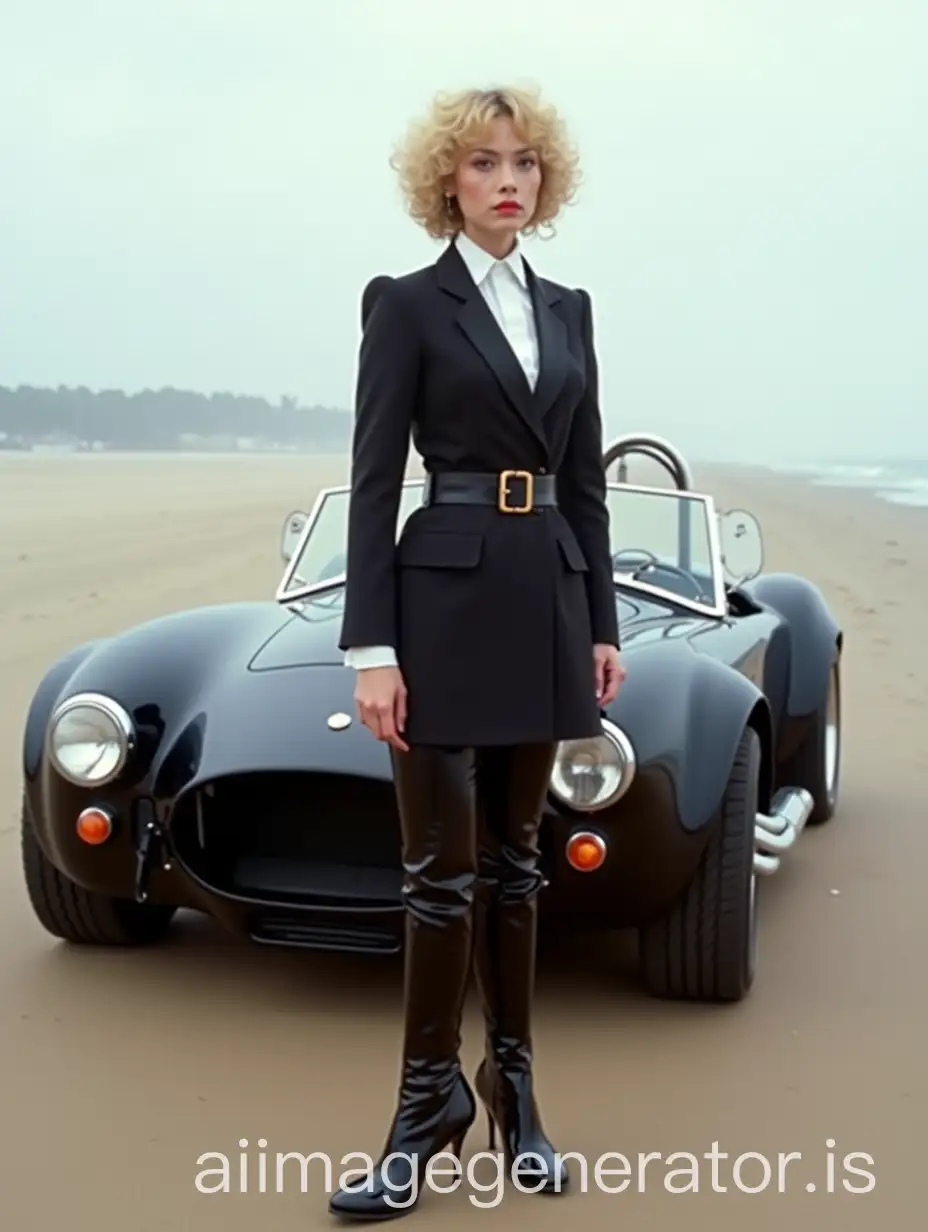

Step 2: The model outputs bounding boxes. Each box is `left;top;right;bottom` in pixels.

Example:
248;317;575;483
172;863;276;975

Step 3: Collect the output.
338;240;619;747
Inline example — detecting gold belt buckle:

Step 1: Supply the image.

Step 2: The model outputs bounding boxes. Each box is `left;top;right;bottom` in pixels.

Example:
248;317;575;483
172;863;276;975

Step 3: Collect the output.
498;469;534;513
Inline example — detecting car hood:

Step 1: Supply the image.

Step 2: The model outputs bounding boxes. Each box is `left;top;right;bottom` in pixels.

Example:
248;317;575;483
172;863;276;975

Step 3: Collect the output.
39;598;391;795
250;588;718;672
249;591;347;670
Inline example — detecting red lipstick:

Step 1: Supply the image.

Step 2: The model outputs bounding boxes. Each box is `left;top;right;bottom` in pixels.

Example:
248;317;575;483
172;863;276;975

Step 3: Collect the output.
494;201;521;213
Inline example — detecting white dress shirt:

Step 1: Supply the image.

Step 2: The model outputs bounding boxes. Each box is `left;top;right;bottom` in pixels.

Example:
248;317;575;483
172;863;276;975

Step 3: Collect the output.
344;231;540;671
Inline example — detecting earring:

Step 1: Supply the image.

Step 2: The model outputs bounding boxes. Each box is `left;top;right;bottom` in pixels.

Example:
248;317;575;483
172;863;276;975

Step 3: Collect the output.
444;193;455;218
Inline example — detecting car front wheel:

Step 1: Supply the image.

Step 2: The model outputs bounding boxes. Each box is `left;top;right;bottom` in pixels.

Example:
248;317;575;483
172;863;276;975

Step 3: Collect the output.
638;726;760;1003
20;796;176;946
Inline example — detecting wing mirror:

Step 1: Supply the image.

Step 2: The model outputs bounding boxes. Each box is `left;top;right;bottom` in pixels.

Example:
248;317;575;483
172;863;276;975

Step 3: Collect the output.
281;510;308;562
718;509;764;584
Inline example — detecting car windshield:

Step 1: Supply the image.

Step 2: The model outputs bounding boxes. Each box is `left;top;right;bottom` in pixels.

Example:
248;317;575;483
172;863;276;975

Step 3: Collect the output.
278;480;725;613
604;484;722;608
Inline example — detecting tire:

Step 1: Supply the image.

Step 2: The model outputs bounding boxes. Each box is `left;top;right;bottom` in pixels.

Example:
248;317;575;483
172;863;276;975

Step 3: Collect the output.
779;656;841;824
638;727;760;1003
20;796;176;946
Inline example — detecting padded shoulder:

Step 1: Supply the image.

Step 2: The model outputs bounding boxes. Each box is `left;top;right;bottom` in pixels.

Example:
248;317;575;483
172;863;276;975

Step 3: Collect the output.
359;265;434;326
360;274;397;325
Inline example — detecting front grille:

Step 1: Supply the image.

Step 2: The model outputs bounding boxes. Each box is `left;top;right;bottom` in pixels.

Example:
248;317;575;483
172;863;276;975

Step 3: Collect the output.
233;857;402;903
169;771;403;904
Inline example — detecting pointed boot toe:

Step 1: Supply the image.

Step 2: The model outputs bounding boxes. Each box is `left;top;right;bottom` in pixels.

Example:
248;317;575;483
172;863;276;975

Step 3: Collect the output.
328;1071;475;1221
327;1156;416;1222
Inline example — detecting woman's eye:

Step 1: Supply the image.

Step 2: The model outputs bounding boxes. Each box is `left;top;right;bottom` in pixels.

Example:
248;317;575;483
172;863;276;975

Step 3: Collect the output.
469;155;535;171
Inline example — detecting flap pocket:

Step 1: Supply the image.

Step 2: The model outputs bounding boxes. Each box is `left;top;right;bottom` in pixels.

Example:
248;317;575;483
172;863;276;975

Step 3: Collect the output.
555;528;589;572
396;530;484;569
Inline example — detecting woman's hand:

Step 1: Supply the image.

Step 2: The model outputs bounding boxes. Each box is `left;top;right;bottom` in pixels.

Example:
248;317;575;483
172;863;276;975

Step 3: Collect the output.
354;666;409;752
593;644;625;707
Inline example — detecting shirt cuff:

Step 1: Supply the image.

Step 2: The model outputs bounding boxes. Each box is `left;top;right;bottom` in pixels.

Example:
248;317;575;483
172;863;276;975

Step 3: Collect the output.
344;645;398;670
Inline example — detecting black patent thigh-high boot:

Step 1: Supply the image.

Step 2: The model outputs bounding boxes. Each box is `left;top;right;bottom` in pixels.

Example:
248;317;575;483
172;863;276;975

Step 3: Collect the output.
471;742;568;1194
328;745;478;1221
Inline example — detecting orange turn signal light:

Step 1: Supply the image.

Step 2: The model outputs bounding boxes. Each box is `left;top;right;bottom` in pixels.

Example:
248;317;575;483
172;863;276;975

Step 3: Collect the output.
565;831;606;872
76;807;114;846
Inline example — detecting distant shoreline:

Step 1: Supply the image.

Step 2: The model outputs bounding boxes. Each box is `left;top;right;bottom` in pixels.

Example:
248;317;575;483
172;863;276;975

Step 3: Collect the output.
3;447;927;511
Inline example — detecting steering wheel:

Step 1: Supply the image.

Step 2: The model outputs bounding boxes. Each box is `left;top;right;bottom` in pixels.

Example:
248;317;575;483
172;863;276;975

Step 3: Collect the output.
612;548;706;601
613;548;659;570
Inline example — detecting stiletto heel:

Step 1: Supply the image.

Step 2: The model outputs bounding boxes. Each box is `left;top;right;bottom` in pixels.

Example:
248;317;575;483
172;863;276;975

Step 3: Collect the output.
486;1107;496;1150
450;1129;467;1158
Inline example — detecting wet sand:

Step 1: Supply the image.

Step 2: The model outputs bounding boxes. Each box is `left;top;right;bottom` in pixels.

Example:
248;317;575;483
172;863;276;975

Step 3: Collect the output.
1;451;924;1229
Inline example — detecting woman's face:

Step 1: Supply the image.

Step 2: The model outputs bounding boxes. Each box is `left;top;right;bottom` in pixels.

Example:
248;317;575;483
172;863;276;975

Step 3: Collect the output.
448;114;542;245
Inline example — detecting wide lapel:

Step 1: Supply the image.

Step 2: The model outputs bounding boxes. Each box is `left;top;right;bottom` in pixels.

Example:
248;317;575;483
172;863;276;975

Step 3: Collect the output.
436;244;547;451
525;265;569;423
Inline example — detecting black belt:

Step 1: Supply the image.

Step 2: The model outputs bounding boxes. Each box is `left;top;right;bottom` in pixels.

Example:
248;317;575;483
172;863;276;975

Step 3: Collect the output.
422;470;557;514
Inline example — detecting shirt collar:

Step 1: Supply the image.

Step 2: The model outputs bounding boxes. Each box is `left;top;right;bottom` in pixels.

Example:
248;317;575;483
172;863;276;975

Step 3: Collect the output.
454;230;528;290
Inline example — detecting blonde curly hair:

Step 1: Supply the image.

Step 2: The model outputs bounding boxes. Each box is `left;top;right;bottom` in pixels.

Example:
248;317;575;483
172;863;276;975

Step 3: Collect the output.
389;86;581;240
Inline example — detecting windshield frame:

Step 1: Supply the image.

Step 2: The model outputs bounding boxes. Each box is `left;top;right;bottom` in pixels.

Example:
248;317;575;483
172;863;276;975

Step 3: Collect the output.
275;478;729;618
604;481;728;617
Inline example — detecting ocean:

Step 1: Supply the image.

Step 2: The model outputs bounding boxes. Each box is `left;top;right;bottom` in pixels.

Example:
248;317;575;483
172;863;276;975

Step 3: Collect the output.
769;460;928;509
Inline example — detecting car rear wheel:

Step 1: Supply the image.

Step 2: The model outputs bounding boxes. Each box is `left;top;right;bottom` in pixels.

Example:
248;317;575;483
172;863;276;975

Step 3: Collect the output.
638;727;760;1002
780;655;841;824
20;796;176;946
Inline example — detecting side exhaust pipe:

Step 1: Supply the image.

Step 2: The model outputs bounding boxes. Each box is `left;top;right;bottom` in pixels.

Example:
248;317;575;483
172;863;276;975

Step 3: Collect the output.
753;787;814;875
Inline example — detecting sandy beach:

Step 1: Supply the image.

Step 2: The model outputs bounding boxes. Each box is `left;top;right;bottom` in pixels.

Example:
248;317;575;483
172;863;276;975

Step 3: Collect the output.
1;450;924;1230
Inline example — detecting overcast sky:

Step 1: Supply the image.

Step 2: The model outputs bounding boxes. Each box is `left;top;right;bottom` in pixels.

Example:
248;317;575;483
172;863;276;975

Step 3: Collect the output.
1;1;924;462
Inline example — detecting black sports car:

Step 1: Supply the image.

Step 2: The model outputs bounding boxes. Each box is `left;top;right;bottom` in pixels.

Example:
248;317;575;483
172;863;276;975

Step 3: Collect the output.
20;434;842;1002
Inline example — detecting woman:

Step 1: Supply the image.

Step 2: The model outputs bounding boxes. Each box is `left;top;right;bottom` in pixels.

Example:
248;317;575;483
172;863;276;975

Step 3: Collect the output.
329;85;624;1220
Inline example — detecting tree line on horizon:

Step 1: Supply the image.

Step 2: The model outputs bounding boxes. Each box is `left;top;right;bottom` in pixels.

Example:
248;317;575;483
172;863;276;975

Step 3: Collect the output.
0;385;352;450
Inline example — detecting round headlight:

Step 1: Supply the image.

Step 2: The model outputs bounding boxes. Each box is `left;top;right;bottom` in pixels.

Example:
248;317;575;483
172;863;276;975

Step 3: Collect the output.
48;692;134;786
549;720;636;812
